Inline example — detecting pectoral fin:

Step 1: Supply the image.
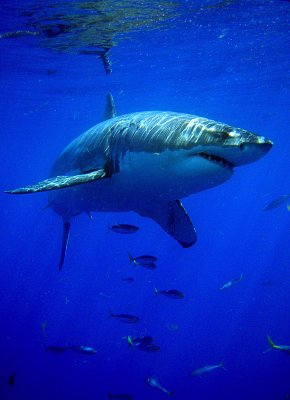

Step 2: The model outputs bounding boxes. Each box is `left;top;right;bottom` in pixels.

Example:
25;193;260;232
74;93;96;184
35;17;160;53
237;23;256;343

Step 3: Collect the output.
5;169;106;194
167;200;197;247
139;200;197;248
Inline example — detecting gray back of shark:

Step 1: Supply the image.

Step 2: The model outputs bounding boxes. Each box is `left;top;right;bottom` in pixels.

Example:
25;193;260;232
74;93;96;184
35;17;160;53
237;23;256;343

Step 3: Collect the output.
6;94;273;270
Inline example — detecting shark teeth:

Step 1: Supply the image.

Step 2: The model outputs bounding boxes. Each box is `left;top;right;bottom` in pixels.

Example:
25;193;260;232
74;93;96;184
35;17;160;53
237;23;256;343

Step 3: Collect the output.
198;152;234;170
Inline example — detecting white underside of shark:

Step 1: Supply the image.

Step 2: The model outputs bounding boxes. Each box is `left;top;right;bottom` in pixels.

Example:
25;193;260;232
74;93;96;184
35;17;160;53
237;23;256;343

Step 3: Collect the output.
50;149;232;214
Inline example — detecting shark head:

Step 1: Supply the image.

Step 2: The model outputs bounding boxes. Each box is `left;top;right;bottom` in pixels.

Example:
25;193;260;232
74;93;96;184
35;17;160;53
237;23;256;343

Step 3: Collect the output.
118;112;273;198
179;117;273;169
114;111;272;178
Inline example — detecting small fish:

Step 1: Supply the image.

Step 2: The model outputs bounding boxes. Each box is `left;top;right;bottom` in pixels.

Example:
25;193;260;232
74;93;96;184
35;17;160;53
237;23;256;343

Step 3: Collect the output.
45;345;68;353
267;335;290;355
8;371;16;387
146;377;173;396
191;362;226;377
220;274;243;290
263;194;290;211
127;335;154;347
154;288;184;299
122;277;134;283
109;224;139;234
110;311;139;323
69;345;97;355
129;253;157;265
108;393;133;400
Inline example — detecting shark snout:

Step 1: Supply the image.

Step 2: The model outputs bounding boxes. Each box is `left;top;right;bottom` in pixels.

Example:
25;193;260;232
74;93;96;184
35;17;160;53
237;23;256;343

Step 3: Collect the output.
240;139;273;152
236;138;273;166
260;140;273;153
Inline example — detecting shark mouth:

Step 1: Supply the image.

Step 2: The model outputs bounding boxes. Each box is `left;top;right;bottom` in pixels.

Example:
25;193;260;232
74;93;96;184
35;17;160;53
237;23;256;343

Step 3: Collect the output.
198;152;234;170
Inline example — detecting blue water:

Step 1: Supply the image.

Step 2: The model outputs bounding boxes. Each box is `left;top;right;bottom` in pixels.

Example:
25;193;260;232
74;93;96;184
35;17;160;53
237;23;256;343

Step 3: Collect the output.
0;1;289;399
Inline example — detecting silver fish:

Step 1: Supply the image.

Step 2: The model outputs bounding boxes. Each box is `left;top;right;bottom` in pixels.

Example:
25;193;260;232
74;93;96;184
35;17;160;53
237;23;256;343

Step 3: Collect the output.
146;377;173;396
220;274;243;290
263;194;290;211
110;312;139;323
191;362;227;377
154;288;184;299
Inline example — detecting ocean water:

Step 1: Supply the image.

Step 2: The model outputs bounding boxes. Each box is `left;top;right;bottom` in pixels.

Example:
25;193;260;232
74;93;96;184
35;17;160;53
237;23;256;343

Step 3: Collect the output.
0;1;289;399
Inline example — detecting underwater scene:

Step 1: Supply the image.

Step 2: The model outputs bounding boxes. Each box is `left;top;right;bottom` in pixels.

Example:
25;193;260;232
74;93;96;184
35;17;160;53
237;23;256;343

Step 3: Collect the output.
0;0;289;399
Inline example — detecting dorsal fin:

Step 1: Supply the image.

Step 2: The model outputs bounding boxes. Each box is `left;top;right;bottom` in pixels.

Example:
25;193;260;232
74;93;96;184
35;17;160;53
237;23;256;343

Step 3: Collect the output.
103;92;116;120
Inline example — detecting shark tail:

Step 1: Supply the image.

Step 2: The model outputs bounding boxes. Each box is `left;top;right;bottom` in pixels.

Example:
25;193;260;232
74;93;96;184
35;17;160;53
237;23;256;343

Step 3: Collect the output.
58;220;71;271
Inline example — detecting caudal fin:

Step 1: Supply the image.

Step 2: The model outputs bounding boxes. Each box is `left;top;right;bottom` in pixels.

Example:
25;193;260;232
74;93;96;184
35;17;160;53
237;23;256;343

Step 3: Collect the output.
58;221;71;271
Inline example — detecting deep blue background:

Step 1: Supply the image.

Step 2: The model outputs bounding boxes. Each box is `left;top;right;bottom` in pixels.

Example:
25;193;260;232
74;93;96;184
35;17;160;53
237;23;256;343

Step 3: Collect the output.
0;1;289;399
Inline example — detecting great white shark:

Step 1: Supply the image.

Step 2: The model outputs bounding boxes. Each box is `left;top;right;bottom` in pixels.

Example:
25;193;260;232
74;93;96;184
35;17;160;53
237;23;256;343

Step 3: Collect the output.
6;94;273;270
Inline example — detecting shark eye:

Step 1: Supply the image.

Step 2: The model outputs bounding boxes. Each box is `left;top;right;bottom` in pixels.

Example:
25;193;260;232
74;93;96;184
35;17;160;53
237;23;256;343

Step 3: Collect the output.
215;127;233;140
223;127;237;138
221;131;230;139
215;131;231;140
